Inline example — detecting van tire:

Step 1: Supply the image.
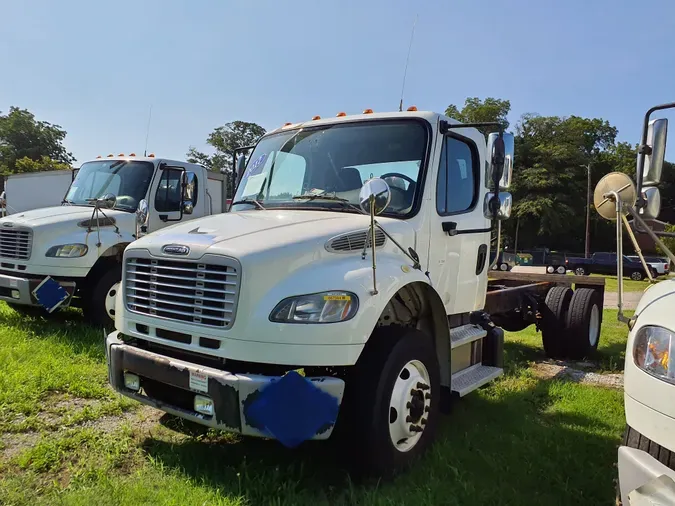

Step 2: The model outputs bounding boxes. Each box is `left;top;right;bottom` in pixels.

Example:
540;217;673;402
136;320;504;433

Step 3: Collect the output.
541;286;573;358
83;268;122;328
565;288;602;359
335;326;440;478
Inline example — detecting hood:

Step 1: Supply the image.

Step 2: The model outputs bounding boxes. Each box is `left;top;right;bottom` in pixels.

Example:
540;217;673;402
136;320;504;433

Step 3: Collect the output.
0;205;135;228
129;209;416;260
634;278;675;317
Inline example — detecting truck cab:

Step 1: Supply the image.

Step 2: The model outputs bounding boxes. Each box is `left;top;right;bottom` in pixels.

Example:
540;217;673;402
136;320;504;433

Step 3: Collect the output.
0;155;229;326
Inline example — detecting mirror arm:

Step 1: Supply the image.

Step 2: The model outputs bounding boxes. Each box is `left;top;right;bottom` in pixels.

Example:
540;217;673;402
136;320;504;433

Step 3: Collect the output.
636;102;675;207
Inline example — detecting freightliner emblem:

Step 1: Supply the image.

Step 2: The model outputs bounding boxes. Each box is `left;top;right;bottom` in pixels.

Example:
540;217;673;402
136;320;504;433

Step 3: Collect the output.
162;244;190;255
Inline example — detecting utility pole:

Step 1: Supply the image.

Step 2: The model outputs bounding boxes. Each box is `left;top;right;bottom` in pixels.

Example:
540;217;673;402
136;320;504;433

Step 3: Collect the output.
584;163;591;258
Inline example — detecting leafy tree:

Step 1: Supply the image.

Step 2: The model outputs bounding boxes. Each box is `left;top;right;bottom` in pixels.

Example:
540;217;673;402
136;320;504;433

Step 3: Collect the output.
187;120;266;197
445;97;511;137
0;107;74;174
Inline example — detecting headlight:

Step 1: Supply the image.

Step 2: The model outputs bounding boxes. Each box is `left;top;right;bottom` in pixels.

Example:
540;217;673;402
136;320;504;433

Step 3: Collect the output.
45;244;88;258
634;325;675;383
270;291;358;323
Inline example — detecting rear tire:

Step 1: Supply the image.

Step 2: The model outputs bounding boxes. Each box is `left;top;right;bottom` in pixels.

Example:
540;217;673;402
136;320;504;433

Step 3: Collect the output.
499;262;509;271
565;288;602;359
335;326;441;478
556;265;566;275
82;268;121;328
541;286;573;359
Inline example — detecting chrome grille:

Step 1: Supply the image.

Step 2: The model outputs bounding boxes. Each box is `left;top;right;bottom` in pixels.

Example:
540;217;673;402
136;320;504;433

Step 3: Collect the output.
326;229;386;252
125;257;239;328
0;227;32;260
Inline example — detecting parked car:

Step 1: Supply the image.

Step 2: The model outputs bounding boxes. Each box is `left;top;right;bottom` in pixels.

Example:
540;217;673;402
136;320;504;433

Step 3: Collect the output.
566;252;655;280
545;252;568;275
627;255;670;276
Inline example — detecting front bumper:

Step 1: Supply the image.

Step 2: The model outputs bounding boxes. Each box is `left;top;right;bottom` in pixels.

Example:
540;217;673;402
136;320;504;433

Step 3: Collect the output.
618;446;675;504
0;272;76;307
106;331;346;447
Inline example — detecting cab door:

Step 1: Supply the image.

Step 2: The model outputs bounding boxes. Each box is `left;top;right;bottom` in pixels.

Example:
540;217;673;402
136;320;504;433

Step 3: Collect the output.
426;129;491;315
147;164;203;232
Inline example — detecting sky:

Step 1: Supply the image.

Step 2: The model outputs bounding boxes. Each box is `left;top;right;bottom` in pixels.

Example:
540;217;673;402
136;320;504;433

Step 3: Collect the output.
1;0;675;165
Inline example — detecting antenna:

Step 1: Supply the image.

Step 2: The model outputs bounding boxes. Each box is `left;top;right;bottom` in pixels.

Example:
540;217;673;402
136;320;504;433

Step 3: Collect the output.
398;14;418;112
143;105;152;157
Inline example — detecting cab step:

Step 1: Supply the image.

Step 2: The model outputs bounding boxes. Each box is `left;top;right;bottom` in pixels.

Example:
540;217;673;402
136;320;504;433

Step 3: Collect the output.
451;364;503;397
449;324;487;349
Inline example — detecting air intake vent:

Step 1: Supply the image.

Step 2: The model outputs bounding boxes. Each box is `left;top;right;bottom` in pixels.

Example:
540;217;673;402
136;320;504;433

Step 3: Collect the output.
326;229;386;253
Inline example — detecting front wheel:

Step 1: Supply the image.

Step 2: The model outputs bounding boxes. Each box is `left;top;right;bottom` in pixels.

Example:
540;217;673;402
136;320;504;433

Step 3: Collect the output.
556;265;567;275
82;268;122;328
574;266;587;276
336;327;440;478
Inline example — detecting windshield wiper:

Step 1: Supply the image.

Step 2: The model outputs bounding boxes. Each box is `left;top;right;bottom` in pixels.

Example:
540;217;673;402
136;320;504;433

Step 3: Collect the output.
230;198;266;210
292;193;364;213
292;193;349;203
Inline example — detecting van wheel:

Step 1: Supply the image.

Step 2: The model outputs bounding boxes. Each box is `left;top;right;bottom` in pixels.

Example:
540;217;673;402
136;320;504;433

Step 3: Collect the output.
83;268;122;328
336;326;440;478
565;288;602;359
541;286;573;359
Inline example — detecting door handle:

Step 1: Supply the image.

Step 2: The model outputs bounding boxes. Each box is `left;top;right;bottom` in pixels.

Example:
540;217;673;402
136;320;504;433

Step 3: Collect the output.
442;221;458;236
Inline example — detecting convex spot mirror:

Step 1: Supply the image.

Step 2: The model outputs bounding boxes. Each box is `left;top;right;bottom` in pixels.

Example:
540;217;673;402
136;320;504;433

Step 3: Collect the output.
97;193;116;210
642;118;668;186
483;192;512;221
486;132;515;190
236;154;247;183
136;199;149;225
359;178;391;215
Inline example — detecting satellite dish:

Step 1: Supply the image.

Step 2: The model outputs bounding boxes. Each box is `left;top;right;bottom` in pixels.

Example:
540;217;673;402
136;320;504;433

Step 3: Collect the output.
593;172;637;221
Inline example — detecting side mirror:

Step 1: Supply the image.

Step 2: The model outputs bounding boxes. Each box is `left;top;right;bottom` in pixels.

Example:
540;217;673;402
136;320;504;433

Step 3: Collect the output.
483;192;512;221
642;118;668;186
359;178;391;215
640;186;662;220
182;201;194;215
136;199;149;225
486;132;515;189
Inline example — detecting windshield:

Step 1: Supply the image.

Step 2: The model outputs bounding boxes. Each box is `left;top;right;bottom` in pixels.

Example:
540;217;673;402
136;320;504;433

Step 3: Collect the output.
64;160;155;211
232;120;428;217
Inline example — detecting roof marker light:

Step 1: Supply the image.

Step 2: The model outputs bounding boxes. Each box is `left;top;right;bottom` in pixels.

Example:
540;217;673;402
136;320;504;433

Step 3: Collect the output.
336;112;347;117
129;153;136;156
407;106;418;111
107;154;114;157
312;115;321;120
363;108;373;114
96;155;102;159
148;153;155;157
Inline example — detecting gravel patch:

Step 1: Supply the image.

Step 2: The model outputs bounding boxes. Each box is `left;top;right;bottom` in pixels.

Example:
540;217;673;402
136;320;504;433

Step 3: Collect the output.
532;361;623;389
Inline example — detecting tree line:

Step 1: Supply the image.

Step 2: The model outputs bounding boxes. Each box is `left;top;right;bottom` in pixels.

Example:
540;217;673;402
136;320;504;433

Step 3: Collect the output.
3;100;674;253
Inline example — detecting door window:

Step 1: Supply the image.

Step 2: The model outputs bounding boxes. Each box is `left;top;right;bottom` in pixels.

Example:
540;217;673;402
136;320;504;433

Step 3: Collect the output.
436;136;478;215
155;168;183;212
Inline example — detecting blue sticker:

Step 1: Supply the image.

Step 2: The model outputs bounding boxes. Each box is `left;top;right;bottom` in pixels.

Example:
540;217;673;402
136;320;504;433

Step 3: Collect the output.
246;154;267;177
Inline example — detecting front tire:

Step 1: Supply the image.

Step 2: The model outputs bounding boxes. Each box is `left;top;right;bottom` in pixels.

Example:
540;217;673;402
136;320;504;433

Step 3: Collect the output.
336;327;440;478
556;265;566;275
574;266;587;276
629;270;644;281
82;268;121;328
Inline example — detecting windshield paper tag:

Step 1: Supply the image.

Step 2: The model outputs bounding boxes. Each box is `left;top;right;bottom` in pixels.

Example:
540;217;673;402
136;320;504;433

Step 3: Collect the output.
324;294;351;301
246;154;267;177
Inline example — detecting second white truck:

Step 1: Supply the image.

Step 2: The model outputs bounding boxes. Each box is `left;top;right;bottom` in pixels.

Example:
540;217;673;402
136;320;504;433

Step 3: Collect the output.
104;109;606;475
0;154;229;326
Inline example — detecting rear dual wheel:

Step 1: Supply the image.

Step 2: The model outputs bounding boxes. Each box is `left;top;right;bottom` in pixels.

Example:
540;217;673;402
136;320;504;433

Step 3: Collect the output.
541;287;602;360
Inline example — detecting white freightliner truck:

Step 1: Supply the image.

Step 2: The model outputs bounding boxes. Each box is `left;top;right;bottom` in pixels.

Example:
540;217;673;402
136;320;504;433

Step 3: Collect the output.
0;154;229;326
105;109;606;475
596;103;675;505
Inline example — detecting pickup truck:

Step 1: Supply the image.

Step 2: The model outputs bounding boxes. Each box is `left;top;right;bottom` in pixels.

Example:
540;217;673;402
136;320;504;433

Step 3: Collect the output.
567;251;655;280
627;255;670;276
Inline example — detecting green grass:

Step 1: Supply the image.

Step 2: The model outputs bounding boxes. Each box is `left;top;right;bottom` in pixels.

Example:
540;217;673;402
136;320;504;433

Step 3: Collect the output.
0;303;629;506
572;272;666;293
